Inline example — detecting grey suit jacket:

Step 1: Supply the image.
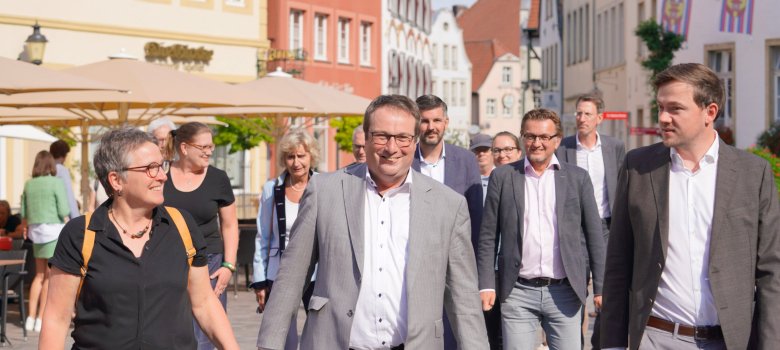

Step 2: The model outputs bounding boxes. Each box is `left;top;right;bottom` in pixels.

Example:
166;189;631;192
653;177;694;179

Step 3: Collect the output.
413;143;484;250
555;133;626;216
477;159;606;305
256;164;489;350
600;141;780;350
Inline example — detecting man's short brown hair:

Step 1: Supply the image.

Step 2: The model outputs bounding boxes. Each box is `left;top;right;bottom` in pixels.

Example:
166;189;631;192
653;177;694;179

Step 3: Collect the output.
653;63;724;113
521;108;563;136
363;95;422;137
575;94;605;114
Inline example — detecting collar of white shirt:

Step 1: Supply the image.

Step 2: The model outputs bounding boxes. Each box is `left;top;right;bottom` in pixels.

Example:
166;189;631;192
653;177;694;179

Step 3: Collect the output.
669;132;720;173
523;154;561;176
366;168;414;192
575;132;602;151
417;143;446;166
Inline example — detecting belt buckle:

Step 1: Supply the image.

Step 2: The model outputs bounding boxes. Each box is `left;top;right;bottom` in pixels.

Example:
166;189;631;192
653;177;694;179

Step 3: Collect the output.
538;277;552;286
693;326;719;341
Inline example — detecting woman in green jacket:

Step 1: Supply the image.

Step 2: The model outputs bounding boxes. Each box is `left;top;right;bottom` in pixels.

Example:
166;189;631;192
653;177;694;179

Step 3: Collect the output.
20;150;69;332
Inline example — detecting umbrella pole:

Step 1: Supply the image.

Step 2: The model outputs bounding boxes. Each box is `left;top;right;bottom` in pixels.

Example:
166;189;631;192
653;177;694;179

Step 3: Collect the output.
81;119;90;214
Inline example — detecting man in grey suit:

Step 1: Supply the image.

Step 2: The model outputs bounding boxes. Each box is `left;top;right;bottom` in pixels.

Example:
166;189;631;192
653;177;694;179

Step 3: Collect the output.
256;95;489;350
555;94;625;349
600;63;780;350
413;95;483;249
478;108;605;350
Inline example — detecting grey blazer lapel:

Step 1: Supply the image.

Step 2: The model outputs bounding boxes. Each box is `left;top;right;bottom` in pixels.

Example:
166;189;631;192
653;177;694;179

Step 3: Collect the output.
407;172;432;291
648;147;671;260
567;147;577;166
554;164;568;235
511;164;526;252
343;165;366;278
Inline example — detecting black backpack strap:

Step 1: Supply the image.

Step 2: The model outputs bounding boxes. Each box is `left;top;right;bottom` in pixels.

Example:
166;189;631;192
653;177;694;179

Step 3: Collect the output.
274;180;287;252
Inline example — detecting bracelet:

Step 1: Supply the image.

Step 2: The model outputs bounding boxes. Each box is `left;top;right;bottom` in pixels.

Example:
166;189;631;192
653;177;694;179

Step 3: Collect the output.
221;261;236;272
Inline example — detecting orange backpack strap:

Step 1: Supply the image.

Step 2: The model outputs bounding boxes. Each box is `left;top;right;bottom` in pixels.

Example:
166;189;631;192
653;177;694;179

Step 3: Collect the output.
165;206;195;266
78;212;96;301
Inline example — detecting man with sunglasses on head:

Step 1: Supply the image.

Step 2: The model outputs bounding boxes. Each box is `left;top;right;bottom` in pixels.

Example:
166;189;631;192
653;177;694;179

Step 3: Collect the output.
555;94;625;349
478;108;605;350
257;95;488;350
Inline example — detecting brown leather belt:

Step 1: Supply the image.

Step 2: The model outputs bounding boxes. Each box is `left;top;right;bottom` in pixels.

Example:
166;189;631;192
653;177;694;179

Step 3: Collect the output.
647;316;723;341
517;277;568;287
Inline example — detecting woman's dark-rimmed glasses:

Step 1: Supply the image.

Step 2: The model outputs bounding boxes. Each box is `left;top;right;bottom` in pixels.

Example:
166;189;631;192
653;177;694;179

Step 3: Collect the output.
122;161;170;178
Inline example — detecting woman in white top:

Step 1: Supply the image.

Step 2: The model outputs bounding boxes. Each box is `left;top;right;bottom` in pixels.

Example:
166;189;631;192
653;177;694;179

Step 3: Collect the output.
252;129;319;350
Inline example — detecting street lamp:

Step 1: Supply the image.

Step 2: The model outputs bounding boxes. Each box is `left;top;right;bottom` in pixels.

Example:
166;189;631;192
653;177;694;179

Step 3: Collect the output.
25;22;48;65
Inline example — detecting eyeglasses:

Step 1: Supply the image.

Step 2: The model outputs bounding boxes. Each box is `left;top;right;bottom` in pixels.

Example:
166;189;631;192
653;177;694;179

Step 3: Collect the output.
491;147;519;155
522;134;558;143
186;143;215;152
369;132;415;147
122;161;170;178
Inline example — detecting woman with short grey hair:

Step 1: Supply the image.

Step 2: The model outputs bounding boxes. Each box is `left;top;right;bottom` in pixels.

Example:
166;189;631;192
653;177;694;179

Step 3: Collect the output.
40;127;238;349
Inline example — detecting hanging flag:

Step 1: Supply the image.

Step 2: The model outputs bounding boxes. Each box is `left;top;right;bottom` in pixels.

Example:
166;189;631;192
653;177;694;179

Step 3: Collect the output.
720;0;754;34
661;0;693;40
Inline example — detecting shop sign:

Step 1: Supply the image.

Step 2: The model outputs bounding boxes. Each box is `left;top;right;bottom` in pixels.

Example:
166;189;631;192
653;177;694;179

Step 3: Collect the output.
144;42;213;72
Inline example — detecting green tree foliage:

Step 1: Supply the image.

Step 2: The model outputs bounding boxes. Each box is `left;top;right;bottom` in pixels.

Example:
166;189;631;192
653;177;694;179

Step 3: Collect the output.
213;116;274;154
748;147;780;196
758;121;780;157
329;116;364;152
635;20;684;121
41;126;78;147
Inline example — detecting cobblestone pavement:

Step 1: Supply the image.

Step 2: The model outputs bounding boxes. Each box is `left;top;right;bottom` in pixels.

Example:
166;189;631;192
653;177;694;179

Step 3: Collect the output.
0;278;594;349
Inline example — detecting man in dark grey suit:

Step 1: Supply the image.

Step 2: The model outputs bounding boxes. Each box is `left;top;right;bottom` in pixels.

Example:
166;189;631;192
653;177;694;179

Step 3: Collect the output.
555;94;625;349
413;95;483;250
257;95;488;350
478;108;605;350
601;63;780;350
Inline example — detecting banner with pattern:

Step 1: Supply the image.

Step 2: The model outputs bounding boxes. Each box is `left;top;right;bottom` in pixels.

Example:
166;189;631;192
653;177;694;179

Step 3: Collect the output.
661;0;692;40
719;0;754;34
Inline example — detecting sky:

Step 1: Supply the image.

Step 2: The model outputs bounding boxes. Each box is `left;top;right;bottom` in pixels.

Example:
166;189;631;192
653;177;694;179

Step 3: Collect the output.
431;0;477;10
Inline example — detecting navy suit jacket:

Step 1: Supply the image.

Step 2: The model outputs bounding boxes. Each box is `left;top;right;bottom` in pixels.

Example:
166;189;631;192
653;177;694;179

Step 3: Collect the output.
413;143;483;251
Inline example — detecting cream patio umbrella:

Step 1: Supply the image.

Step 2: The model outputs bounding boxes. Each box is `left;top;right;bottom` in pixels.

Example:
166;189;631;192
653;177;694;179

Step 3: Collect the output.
0;56;121;95
0;58;301;206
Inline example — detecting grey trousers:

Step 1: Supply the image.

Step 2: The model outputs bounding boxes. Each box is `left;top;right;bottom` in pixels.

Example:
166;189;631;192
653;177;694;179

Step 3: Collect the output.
639;325;726;350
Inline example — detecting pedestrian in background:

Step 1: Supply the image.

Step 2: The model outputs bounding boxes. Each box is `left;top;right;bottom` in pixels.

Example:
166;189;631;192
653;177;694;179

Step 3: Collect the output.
252;128;319;350
492;131;522;167
163;122;239;350
40;127;238;349
20;150;69;333
50;140;80;219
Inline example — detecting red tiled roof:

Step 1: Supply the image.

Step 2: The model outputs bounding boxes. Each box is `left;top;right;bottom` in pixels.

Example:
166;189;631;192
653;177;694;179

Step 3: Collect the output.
458;0;521;91
527;0;540;30
456;0;520;56
464;39;512;91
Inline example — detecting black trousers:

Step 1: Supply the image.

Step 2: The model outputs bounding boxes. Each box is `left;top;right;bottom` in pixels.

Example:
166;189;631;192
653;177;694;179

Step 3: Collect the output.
485;271;503;350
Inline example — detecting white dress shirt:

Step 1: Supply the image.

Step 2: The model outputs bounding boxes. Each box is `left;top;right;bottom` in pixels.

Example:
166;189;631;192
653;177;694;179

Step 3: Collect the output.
519;156;565;279
575;133;610;219
349;171;413;350
651;135;720;327
418;145;446;184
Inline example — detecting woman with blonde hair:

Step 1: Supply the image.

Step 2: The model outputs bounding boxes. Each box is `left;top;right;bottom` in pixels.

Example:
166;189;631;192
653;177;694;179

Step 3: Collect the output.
21;150;69;333
252;128;320;350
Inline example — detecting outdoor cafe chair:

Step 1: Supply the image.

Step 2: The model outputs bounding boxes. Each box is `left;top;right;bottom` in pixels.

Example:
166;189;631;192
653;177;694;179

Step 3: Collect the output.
0;250;27;345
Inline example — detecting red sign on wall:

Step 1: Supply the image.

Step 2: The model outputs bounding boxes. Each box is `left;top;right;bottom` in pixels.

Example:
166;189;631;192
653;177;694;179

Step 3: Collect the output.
630;127;661;136
603;111;629;120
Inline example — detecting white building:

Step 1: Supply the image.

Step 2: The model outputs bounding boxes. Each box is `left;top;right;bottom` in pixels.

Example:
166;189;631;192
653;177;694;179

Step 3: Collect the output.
429;8;472;140
382;0;433;100
672;0;780;148
539;0;563;116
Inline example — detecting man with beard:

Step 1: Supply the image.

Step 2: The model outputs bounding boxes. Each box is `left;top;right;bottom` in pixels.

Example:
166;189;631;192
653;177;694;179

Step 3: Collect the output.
413;95;483;248
414;94;484;350
478;108;605;350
